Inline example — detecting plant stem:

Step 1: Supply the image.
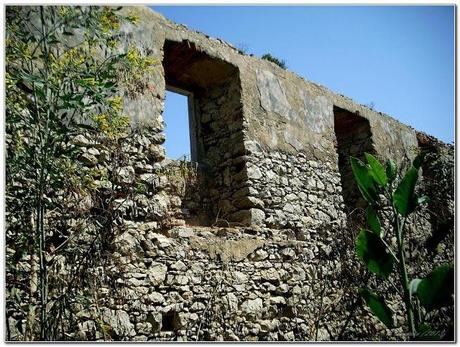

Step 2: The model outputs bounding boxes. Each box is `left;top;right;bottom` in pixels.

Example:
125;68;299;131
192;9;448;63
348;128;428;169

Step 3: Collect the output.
395;215;416;339
38;7;49;340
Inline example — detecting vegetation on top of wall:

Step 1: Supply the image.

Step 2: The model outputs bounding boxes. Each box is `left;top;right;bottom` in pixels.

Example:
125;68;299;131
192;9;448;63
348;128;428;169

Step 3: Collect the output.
261;53;287;69
350;152;454;340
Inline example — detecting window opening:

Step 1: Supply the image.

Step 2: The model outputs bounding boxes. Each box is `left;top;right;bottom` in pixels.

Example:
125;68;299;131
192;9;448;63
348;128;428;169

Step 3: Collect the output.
163;89;192;160
333;106;374;213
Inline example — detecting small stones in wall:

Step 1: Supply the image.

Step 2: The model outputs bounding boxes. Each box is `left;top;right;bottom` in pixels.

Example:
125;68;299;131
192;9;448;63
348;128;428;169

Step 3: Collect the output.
116;166;136;185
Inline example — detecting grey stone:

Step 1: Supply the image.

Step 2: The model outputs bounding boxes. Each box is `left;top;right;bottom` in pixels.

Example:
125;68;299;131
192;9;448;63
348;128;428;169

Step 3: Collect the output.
87;147;100;156
150;194;169;218
72;134;93;147
80;152;98;166
246;164;262;180
241;298;263;315
244;140;262;154
261;268;280;282
139;173;156;184
168;227;194;238
101;309;135;338
270;296;286;305
252;249;268;261
147;263;167;285
114;232;140;256
117;166;136;184
170;260;187;271
148;291;165;304
259;319;278;333
190;301;206;311
229;208;265;226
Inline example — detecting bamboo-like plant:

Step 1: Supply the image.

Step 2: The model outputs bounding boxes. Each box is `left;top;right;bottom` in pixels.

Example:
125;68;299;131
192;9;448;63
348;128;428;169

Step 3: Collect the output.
350;152;454;340
6;6;155;340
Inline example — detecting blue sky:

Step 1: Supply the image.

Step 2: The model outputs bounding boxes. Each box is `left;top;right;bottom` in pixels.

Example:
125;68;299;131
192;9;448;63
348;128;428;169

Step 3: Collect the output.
155;5;454;158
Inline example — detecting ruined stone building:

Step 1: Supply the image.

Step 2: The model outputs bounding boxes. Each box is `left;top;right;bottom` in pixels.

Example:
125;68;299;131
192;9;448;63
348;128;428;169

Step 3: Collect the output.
6;6;454;341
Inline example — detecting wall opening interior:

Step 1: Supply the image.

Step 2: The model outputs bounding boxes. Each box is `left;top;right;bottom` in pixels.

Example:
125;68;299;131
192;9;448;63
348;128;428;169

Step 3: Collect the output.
416;132;453;252
163;89;193;161
162;39;245;226
333;106;375;217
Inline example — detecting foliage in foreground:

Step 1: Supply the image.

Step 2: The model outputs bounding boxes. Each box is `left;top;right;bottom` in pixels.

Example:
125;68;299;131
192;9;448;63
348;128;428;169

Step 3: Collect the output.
350;152;454;340
6;5;155;340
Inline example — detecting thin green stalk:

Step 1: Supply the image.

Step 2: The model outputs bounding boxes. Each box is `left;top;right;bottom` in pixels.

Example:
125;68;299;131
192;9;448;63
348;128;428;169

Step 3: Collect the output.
38;7;49;340
414;298;422;330
395;214;416;339
384;186;416;337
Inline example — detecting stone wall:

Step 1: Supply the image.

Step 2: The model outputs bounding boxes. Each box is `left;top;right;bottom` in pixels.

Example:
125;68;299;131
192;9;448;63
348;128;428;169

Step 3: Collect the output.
5;6;454;342
243;148;346;231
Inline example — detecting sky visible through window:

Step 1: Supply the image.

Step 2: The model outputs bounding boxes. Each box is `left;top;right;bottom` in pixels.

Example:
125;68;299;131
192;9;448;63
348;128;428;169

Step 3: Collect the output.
163;91;191;160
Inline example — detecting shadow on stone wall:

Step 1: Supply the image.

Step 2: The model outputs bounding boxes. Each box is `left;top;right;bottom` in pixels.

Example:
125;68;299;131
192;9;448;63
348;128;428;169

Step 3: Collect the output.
333;106;375;217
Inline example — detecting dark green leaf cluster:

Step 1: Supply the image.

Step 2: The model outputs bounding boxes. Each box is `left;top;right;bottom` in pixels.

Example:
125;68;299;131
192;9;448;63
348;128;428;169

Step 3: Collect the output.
261;53;287;69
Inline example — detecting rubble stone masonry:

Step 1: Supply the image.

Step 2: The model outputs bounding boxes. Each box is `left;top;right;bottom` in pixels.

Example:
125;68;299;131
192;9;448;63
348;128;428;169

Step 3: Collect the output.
6;6;454;341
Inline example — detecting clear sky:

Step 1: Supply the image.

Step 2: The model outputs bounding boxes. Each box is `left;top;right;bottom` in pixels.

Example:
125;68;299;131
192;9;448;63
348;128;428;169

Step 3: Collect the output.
164;91;191;159
155;5;454;159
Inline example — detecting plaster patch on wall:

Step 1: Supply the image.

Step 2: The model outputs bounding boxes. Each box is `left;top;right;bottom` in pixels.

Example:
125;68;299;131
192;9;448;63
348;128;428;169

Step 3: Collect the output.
269;130;279;147
256;69;290;118
190;236;264;262
126;96;164;127
284;129;303;151
400;128;418;152
300;90;333;134
379;118;397;143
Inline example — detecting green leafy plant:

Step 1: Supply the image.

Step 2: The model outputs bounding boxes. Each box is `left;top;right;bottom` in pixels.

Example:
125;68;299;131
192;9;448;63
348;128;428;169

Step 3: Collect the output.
350;152;454;340
6;6;155;340
261;53;287;69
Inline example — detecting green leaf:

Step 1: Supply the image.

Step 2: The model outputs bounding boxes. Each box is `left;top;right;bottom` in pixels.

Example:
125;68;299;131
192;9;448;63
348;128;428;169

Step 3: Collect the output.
366;206;381;236
356;229;394;278
12;248;25;264
409;278;421;296
350;157;377;204
393;166;419;216
385;159;397;183
12;287;21;303
415;265;454;311
359;288;394;329
413;152;426;169
414;324;441;341
417;195;430;206
365;152;387;186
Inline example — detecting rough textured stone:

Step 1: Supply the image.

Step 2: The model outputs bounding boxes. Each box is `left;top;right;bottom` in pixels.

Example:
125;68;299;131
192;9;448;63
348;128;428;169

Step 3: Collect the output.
117;166;136;184
101;309;136;338
257;69;290;118
147;263;167;285
241;298;263;316
80;152;98;166
6;6;453;343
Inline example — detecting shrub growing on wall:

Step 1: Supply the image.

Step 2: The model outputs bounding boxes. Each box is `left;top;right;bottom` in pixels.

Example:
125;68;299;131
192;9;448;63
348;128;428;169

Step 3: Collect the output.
261;53;287;69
